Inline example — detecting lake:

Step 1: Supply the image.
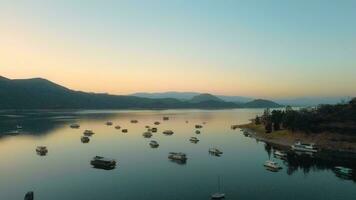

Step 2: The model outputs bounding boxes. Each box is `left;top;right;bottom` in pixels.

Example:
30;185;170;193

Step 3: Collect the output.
0;109;355;200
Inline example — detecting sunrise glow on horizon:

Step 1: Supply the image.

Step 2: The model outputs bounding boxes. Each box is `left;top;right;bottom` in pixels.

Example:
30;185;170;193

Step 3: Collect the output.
1;0;355;98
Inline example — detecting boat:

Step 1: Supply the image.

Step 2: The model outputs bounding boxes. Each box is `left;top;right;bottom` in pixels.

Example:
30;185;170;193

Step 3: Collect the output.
36;146;48;155
168;152;187;162
189;137;199;143
209;148;223;156
291;141;318;153
24;191;34;200
151;127;158;132
131;120;138;123
211;176;225;199
149;140;159;148
90;156;116;170
122;129;128;133
163;130;174;135
143;132;153;138
195;130;201;134
83;130;94;136
115;125;121;129
163;116;169;120
106;122;113;126
81;136;90;143
230;125;238;130
264;160;282;171
16;125;23;129
334;166;353;177
70;124;80;129
274;150;287;159
145;125;150;128
243;130;250;137
195;124;203;129
154;121;160;125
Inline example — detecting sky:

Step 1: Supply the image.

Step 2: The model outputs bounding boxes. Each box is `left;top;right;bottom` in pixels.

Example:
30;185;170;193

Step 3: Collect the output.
0;0;355;98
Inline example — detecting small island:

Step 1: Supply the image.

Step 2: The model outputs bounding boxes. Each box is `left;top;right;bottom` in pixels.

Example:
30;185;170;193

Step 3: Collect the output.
239;98;356;153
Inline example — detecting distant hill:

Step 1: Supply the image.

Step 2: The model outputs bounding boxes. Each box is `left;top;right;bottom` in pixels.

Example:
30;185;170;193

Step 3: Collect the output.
243;99;282;108
131;91;253;103
0;76;242;109
189;93;224;103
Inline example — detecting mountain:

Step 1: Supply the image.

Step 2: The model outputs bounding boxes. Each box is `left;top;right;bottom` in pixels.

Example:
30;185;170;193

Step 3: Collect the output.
243;99;282;108
0;76;241;109
131;91;253;103
189;93;224;103
274;97;352;106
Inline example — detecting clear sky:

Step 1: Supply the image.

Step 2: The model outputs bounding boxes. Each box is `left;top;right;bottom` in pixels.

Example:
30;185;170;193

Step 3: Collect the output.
1;0;355;98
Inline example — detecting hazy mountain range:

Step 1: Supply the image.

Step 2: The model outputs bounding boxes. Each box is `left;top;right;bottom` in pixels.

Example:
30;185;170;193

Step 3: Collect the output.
0;76;281;109
132;92;350;106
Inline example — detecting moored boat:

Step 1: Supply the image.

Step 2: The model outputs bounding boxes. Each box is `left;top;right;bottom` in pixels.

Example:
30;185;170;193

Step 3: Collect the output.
83;130;94;136
195;130;201;134
154;121;160;125
90;156;116;170
143;131;153;138
189;137;199;143
122;129;128;133
264;160;282;171
70;124;80;129
106;122;113;126
151;127;158;132
334;166;353;177
291;141;318;153
81;136;90;143
131;120;138;123
24;191;34;200
209;148;223;156
36;146;48;155
195;124;203;129
163;116;169;120
274;150;287;159
168;152;187;162
211;176;225;199
115;125;121;129
163;130;174;135
149;140;159;148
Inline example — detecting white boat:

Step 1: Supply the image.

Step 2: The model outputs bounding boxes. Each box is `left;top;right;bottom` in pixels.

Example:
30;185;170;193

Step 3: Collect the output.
70;124;80;129
149;140;159;148
209;148;223;155
83;130;94;136
291;141;317;153
274;150;287;158
143;132;153;138
168;152;187;161
163;130;174;135
211;176;225;199
334;166;353;177
264;160;282;171
36;146;48;155
189;137;199;143
81;136;90;143
16;125;22;129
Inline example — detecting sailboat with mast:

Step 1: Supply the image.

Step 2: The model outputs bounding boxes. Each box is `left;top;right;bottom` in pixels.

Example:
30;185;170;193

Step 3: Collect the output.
211;176;225;199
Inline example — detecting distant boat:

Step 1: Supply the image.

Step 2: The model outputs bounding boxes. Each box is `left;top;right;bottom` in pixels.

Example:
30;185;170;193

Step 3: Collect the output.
189;137;199;143
264;160;282;171
273;150;287;159
83;130;94;136
209;148;223;156
16;125;23;129
24;191;34;200
115;125;121;130
154;121;160;125
36;146;48;156
168;152;187;162
151;127;158;132
163;116;169;120
81;136;90;143
211;176;225;199
131;120;138;123
143;131;153;138
122;129;128;133
70;124;80;129
149;140;159;148
90;156;116;170
163;130;174;135
195;130;201;134
106;122;113;126
291;141;317;153
195;124;203;129
334;166;353;177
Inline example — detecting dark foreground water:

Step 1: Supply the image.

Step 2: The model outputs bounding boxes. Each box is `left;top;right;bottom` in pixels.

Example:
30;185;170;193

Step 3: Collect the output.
0;109;355;200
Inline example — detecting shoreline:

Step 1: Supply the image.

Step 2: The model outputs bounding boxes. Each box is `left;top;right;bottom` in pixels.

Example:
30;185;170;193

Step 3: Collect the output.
238;123;356;154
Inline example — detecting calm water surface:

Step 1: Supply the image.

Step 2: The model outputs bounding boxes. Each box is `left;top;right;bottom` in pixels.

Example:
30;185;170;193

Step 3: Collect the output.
0;109;355;200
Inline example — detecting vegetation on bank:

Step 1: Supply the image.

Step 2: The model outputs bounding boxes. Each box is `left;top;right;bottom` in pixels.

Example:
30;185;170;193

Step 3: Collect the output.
255;98;356;134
